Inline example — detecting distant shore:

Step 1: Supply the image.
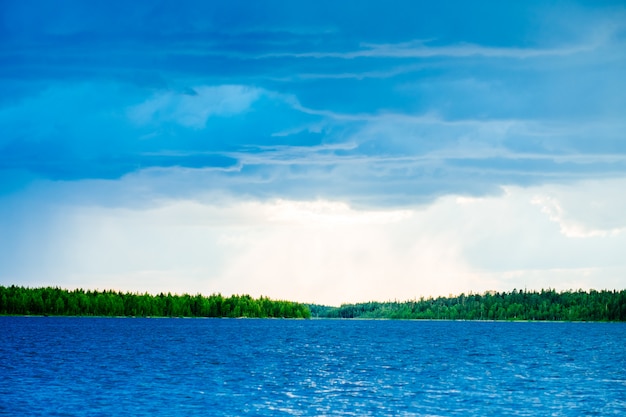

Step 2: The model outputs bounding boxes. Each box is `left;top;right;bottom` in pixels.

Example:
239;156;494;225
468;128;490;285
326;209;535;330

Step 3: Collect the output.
0;285;311;319
311;289;626;322
2;286;624;322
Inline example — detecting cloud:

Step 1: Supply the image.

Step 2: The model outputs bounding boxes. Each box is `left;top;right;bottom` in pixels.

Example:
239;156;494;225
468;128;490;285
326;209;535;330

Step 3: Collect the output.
2;1;626;308
0;83;309;183
2;0;625;202
2;75;624;211
2;176;625;304
260;38;602;60
530;178;626;238
128;85;263;128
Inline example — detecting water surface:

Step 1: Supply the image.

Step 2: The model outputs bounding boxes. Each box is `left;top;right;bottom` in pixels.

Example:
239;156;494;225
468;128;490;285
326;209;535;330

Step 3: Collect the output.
1;317;625;415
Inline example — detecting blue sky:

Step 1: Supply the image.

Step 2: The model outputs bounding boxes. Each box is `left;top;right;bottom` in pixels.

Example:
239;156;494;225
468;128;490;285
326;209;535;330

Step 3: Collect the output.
1;1;625;305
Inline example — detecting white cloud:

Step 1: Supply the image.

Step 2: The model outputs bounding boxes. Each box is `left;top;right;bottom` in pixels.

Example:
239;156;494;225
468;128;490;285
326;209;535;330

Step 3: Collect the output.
530;178;626;238
128;85;262;128
2;177;625;305
260;36;605;60
531;195;624;238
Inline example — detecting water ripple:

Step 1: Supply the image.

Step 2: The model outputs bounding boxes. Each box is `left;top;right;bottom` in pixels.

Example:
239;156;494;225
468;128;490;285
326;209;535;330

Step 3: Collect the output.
1;318;625;416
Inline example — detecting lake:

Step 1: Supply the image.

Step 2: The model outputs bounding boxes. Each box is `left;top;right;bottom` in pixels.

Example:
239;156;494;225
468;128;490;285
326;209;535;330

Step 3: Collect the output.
1;317;625;416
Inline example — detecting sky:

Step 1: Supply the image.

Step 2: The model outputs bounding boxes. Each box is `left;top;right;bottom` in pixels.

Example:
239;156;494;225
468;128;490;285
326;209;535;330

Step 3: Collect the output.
1;0;625;306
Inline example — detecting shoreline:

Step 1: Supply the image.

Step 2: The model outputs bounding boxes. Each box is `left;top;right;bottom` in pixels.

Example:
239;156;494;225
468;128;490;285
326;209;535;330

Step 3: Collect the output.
2;314;623;323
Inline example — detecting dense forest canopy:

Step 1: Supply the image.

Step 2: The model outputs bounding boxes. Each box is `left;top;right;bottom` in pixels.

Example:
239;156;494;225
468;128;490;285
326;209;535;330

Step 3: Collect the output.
2;286;625;321
313;289;626;321
0;286;311;319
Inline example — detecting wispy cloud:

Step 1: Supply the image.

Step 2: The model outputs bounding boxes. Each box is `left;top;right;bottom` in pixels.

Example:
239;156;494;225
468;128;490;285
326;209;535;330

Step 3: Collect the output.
531;195;626;238
259;35;609;60
128;85;263;128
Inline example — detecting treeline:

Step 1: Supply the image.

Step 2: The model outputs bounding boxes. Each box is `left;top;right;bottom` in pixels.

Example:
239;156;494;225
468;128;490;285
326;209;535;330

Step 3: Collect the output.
4;286;623;321
0;286;311;319
317;289;626;321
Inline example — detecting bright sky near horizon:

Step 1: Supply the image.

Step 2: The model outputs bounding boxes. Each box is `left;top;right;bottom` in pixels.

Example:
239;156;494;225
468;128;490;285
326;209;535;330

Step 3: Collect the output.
1;0;625;306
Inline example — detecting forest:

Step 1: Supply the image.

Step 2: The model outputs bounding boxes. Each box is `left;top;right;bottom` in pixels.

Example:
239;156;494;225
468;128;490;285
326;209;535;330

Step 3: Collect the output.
0;286;311;319
3;286;624;322
313;289;626;321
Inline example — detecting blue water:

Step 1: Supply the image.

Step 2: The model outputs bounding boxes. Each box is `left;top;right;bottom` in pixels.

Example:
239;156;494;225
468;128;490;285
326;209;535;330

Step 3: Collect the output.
1;318;625;416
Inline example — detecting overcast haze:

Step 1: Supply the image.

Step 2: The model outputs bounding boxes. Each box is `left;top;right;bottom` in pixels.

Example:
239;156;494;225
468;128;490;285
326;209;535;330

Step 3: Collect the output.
1;1;625;305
